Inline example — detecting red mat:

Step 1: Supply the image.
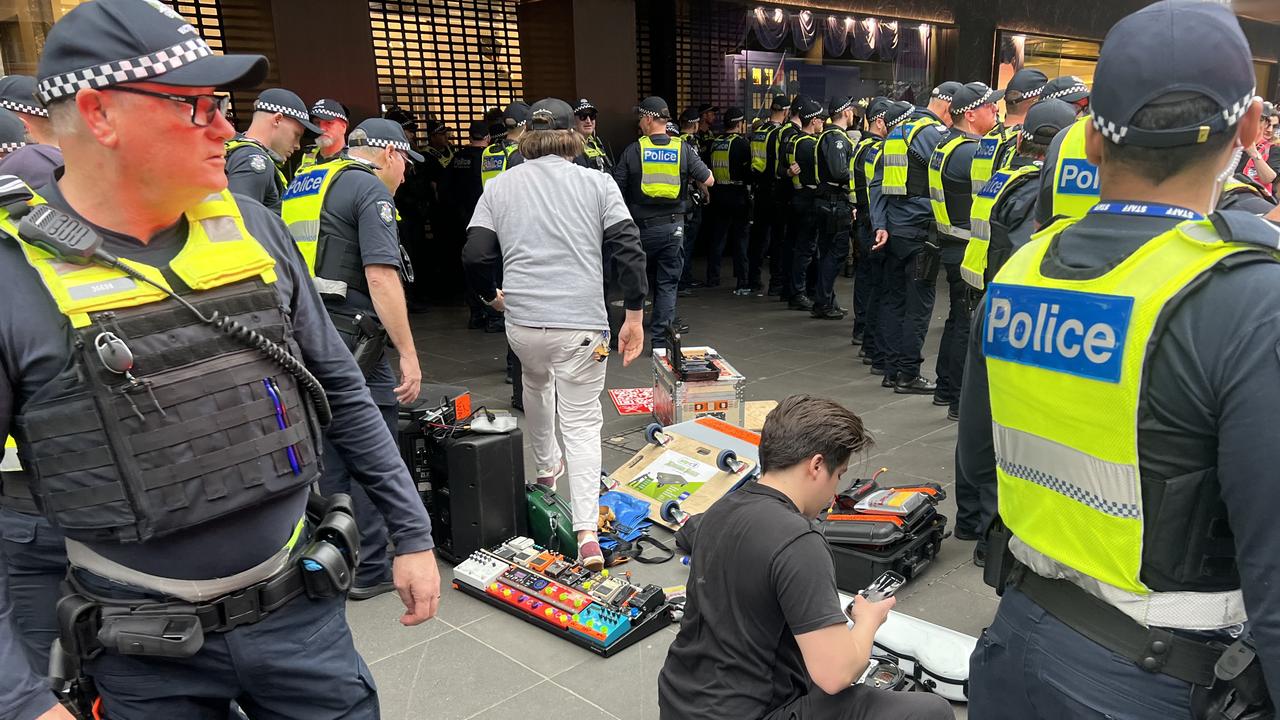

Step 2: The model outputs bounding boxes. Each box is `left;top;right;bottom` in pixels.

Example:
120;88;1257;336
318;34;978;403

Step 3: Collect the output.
608;387;653;415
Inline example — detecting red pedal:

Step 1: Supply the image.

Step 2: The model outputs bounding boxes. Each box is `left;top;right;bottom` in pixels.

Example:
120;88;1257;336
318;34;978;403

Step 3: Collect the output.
485;581;575;629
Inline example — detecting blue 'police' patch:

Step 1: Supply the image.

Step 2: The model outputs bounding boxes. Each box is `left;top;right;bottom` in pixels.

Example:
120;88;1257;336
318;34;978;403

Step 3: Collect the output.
643;147;679;164
983;283;1132;383
283;169;328;200
929;150;945;171
978;172;1011;199
866;147;881;163
1056;158;1101;196
975;138;999;160
482;155;505;172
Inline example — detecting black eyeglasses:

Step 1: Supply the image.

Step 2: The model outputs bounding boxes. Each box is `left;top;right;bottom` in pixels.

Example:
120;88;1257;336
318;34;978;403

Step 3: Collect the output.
576;112;598;121
106;86;229;127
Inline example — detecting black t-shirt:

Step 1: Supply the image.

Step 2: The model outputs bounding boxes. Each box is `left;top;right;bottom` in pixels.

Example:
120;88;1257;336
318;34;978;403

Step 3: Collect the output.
658;483;846;720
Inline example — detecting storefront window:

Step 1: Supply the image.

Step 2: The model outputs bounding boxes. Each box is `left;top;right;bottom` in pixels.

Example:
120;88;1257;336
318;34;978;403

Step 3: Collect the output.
0;0;84;76
995;30;1100;92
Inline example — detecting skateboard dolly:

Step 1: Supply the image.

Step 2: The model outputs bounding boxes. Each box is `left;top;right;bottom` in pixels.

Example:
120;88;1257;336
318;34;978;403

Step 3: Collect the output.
661;499;691;527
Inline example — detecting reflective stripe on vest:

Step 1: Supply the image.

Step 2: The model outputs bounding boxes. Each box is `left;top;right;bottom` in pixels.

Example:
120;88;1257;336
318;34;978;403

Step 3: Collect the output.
882;117;938;196
928;133;976;239
1050;117;1100;220
480;141;516;187
12;189;277;329
987;218;1265;613
786;133;818;190
711;133;742;184
814;126;851;193
772;124;798;180
584;135;606;159
863;140;882;201
281;158;376;293
962;163;1040;289
225;138;288;192
425;145;454;169
297;148;319;173
850;136;877;205
970;125;1019;193
639;135;683;199
1;435;20;473
750;122;777;173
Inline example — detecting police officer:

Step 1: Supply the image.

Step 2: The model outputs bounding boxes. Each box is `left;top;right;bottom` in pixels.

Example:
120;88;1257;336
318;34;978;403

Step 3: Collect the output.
695;103;718;158
226;88;320;213
0;109;26;161
808;96;858;319
961;3;1280;716
676;107;706;294
425;119;455;170
445;120;492;329
0;75;62;188
969;69;1047;194
573;98;613;172
929;83;1001;419
953;98;1077;562
706;106;751;291
744;94;789;295
871;82;957;394
612;96;713;348
2;2;440;718
481;101;530;187
297;98;349;172
1218;173;1278;213
768;97;805;299
281;118;423;600
1035;78;1097;225
849;97;895;362
782;97;826;311
961;99;1080;292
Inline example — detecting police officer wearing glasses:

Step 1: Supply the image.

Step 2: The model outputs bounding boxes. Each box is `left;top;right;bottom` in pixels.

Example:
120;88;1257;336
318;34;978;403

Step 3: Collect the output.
225;88;321;213
573;98;613;172
962;3;1280;717
0;2;441;718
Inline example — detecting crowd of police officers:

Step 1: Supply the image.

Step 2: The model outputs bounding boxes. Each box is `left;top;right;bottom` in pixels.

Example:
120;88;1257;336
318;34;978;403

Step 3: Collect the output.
5;0;1280;718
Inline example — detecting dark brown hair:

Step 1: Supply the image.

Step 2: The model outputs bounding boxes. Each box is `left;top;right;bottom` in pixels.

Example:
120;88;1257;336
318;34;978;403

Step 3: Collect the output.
518;128;585;160
759;394;874;474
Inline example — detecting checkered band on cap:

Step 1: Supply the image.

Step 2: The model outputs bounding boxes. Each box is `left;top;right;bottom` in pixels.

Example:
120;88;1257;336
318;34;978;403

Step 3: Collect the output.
800;107;823;121
355;136;412;153
1043;81;1088;102
256;100;310;124
573;98;595;112
1091;89;1255;144
886;112;911;129
0;100;46;118
868;109;888;122
310;105;346;121
37;37;213;103
0;142;26;152
931;89;953;102
637;107;666;119
953;89;996;114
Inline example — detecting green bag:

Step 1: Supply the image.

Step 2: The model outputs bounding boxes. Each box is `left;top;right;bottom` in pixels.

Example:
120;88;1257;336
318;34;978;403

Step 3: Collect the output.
526;484;578;557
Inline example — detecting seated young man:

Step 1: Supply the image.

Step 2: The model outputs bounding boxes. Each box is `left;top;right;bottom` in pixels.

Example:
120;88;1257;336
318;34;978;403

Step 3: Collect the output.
658;394;953;720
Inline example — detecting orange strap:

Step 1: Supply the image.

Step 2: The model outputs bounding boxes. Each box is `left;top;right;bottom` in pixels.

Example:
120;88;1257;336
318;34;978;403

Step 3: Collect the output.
825;513;905;527
694;416;760;446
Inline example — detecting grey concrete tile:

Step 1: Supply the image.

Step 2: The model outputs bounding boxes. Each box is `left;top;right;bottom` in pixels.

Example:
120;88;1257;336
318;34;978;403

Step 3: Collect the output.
347;591;451;664
864;439;958;485
892;580;999;638
456;604;599;678
550;629;675;720
371;628;542;720
468;681;619;720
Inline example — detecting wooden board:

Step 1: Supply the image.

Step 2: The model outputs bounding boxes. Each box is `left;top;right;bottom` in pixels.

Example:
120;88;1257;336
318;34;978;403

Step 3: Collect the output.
744;400;778;431
606;429;756;530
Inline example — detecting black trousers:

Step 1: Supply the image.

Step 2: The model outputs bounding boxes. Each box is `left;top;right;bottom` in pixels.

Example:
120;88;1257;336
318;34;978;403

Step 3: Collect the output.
746;182;774;289
787;192;819;300
879;238;938;380
707;185;752;287
851;217;877;335
934;258;972;407
762;682;952;720
812;196;853;310
768;183;793;294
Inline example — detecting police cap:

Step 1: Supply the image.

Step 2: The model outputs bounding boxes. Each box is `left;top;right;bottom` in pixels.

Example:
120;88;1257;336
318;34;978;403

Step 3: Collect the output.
770;94;789;111
349;118;424;163
310;98;347;123
722;106;746;125
0;76;46;118
931;81;964;104
1090;0;1255;148
795;96;825;123
635;96;670;120
827;96;853;117
573;98;597;116
427;119;450;135
1041;76;1090;104
36;0;266;105
468;119;490;140
884;101;914;129
678;107;700;125
1004;69;1048;104
1021;98;1078;144
529;98;575;130
254;89;321;134
866;97;894;123
950;82;1003;115
697;103;718;115
0;108;28;151
503;101;531;126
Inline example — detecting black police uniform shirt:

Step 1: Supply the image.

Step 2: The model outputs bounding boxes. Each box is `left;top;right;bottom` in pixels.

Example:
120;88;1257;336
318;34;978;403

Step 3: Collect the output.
0;178;435;581
318;164;405;406
990;156;1043;256
0;144;62;191
815;123;853;194
612;134;712;222
955;211;1280;698
226;137;284;213
871;107;947;242
1035;126;1071;227
443;145;485;224
658;483;847;720
1217;184;1277;214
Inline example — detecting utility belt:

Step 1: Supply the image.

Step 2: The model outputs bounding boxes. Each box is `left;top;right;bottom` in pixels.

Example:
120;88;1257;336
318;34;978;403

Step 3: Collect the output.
1007;562;1273;719
913;226;942;282
327;305;389;377
51;493;358;671
818;184;852;202
636;213;683;230
0;469;38;515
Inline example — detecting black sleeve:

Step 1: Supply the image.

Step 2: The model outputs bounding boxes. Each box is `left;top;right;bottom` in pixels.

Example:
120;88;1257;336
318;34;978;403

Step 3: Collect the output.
730;136;752;179
461;226;501;303
1036;128;1068;227
770;532;848;635
821;134;851;183
602;219;648;311
612;145;633;198
225;148;275;207
684;143;712;183
957;305;999;532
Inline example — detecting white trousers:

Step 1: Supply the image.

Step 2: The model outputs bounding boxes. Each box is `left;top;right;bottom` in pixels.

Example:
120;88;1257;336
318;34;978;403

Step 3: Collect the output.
506;324;608;532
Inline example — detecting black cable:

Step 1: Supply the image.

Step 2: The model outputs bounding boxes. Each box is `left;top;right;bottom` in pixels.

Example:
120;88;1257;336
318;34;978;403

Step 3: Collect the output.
105;254;333;427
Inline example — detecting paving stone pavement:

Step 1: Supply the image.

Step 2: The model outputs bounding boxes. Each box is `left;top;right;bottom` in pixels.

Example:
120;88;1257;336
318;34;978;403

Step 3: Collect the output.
352;265;986;719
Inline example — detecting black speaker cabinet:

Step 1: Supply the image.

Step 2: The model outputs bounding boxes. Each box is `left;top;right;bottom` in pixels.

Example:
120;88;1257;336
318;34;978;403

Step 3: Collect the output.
399;423;527;563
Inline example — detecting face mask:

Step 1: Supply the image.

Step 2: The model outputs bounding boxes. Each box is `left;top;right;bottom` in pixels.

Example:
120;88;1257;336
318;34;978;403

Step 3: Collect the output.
1209;144;1244;211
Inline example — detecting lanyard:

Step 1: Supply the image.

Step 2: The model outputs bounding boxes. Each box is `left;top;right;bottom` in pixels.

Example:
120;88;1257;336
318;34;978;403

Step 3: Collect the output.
1089;201;1204;222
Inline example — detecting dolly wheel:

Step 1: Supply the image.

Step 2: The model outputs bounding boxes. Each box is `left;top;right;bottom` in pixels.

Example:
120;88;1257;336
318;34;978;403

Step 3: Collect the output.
645;423;666;445
661;499;681;524
717;449;738;473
